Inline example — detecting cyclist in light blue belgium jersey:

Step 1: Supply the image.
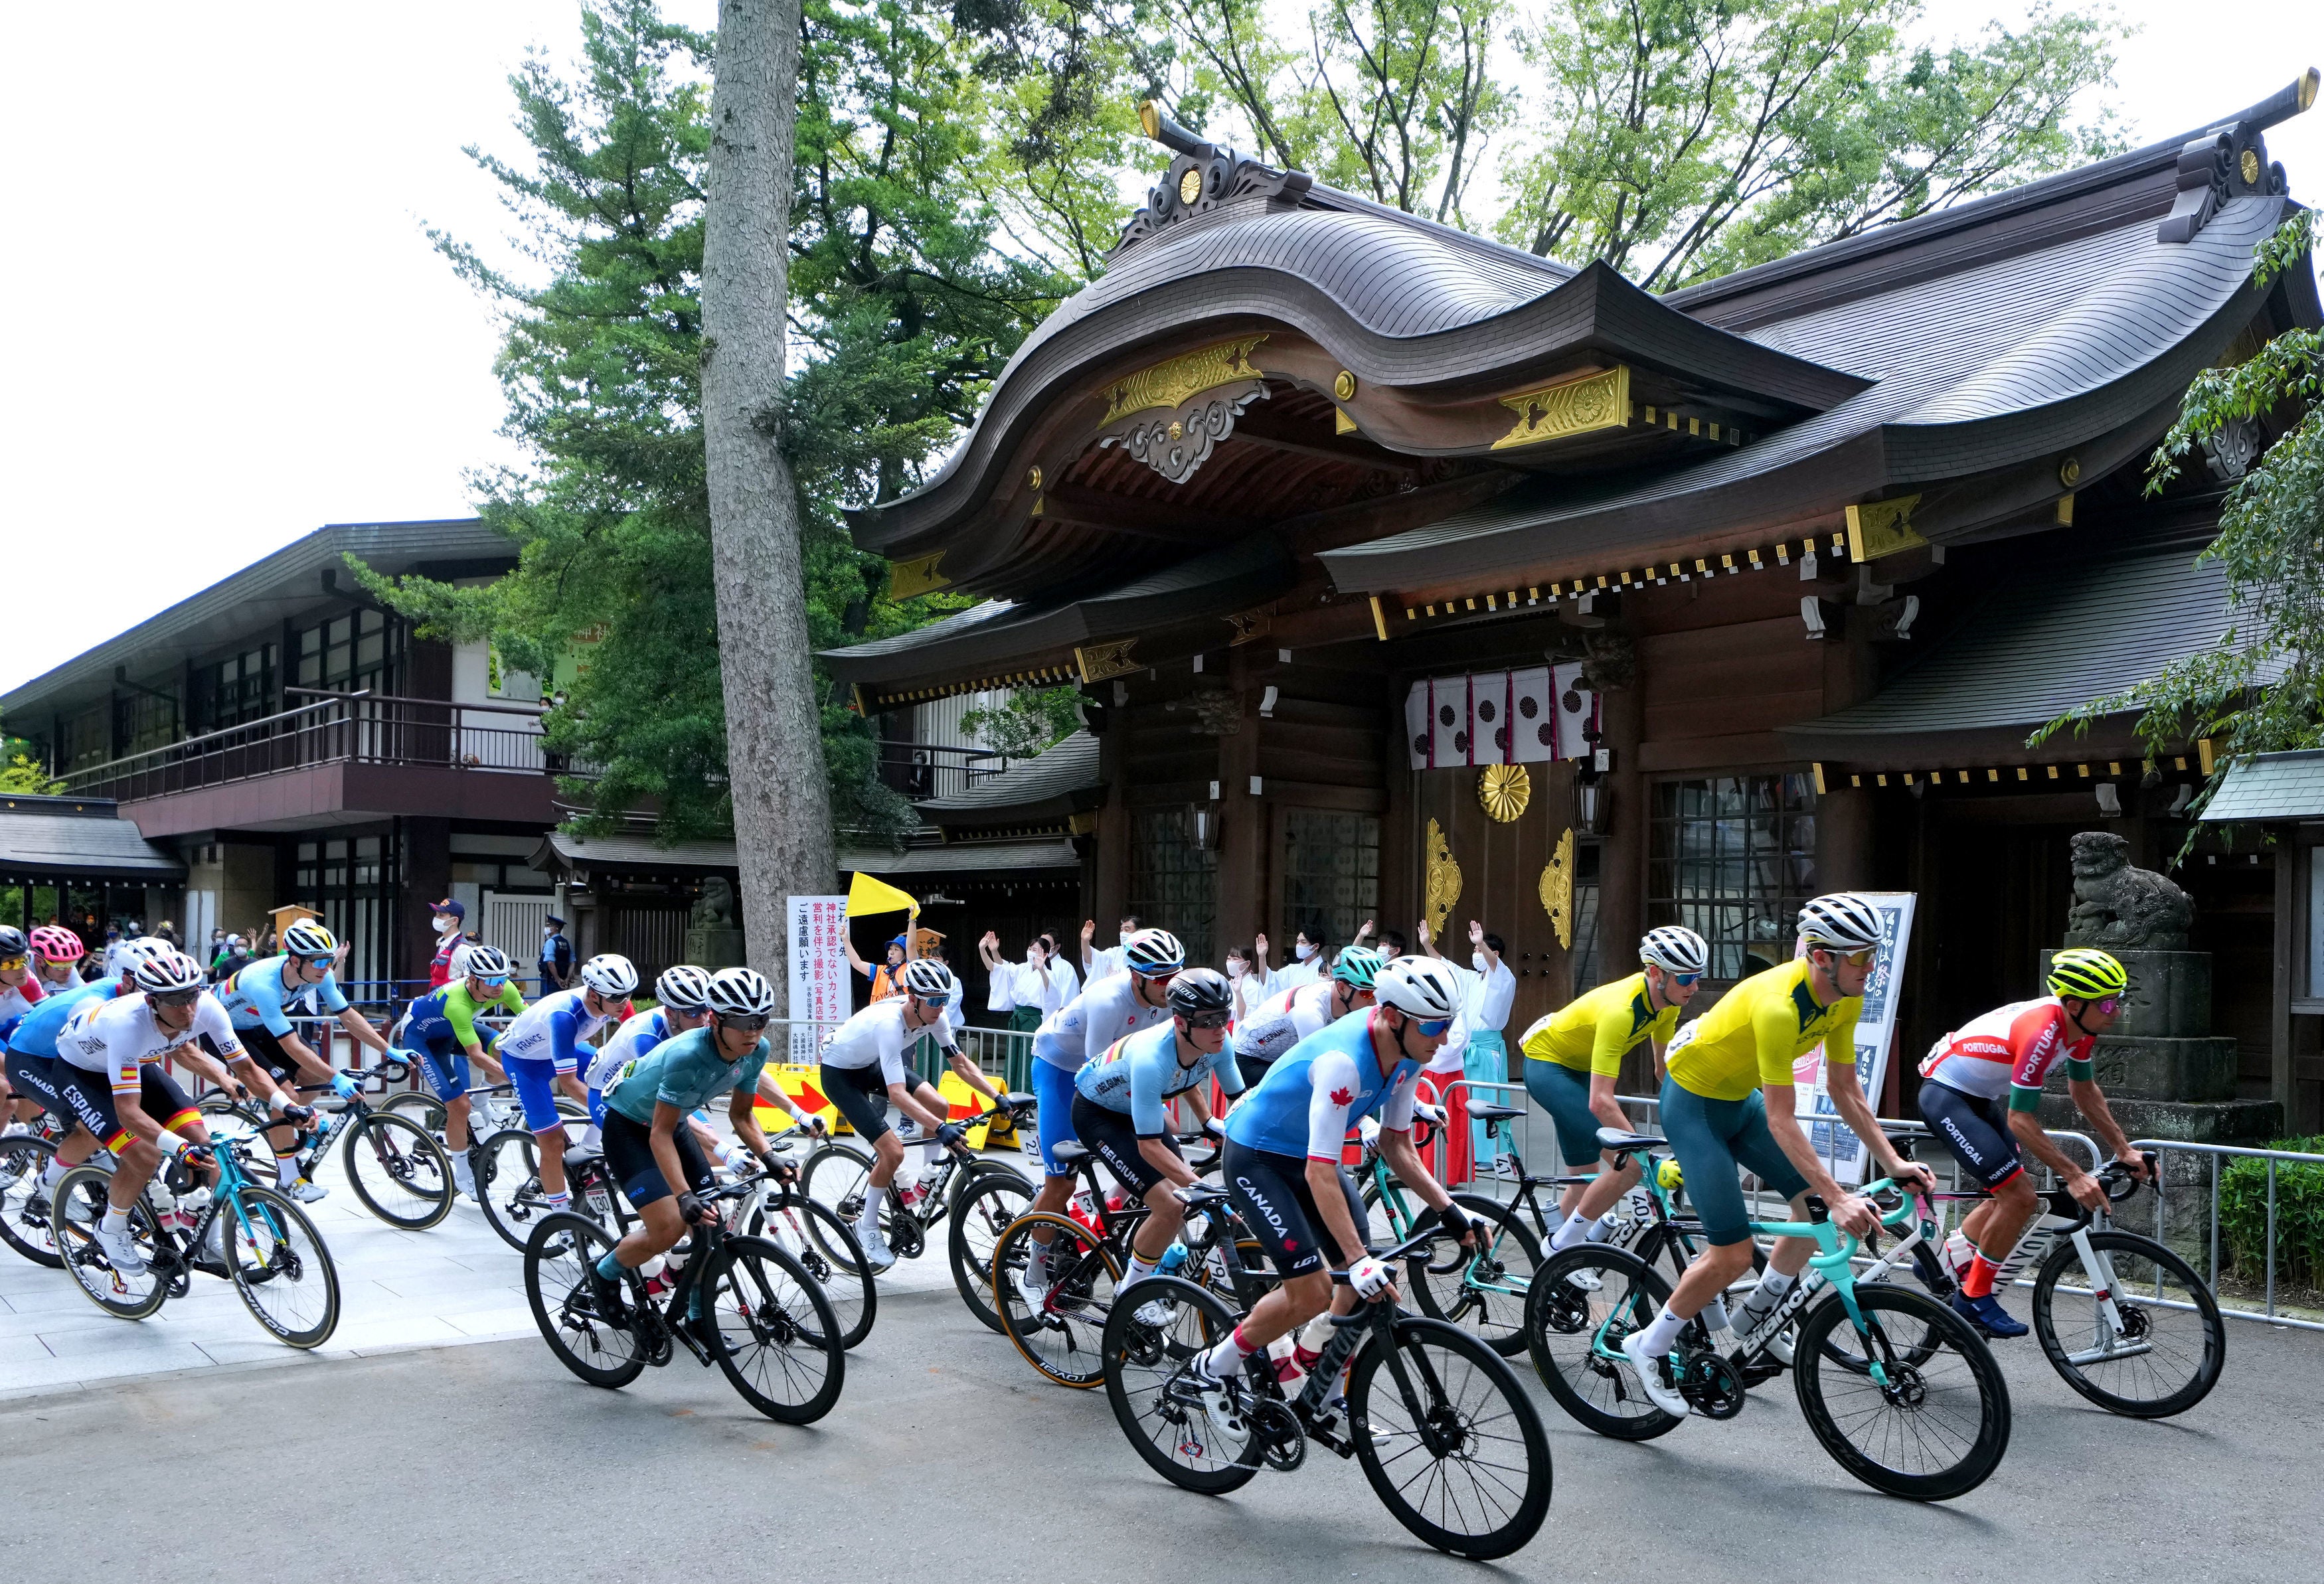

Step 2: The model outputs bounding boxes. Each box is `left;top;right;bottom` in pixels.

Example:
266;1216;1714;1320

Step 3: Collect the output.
496;954;638;1220
1039;969;1244;1310
1191;958;1476;1396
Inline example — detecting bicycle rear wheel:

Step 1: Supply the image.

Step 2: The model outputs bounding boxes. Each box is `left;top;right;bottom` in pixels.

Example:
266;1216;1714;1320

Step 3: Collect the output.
2033;1231;2224;1418
1792;1285;2010;1500
1524;1245;1681;1440
760;1194;875;1349
343;1112;456;1229
993;1211;1121;1387
222;1184;340;1348
948;1170;1033;1332
382;1090;448;1139
1352;1315;1553;1559
54;1165;168;1319
1098;1273;1260;1494
199;1103;285;1181
707;1235;846;1424
477;1128;546;1251
525;1211;647;1387
1407;1193;1540;1357
0;1135;66;1267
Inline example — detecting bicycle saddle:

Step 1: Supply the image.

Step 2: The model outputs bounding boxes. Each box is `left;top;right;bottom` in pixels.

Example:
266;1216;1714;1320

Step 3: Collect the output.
1469;1103;1527;1122
1050;1141;1090;1163
1179;1182;1231;1208
1000;1091;1036;1110
1596;1127;1662;1152
562;1143;604;1167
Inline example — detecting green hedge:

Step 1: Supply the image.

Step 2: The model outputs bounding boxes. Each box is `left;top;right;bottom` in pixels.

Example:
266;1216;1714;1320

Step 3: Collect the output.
2219;1137;2324;1289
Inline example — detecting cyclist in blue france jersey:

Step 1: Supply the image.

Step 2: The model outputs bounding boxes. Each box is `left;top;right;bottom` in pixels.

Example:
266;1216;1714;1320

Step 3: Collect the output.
1038;968;1246;1310
399;943;526;1198
819;959;1001;1272
496;953;639;1220
1023;928;1185;1271
1190;957;1475;1394
211;919;399;1201
586;968;795;1343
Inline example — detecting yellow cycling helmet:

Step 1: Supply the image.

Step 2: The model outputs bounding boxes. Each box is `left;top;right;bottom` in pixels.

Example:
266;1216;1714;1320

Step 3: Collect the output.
2047;947;2127;1002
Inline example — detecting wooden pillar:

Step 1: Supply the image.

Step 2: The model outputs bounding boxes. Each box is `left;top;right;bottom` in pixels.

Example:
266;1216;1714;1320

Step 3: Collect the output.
1093;692;1131;937
1216;650;1262;957
1817;783;1874;892
1598;664;1645;990
2274;829;2295;1122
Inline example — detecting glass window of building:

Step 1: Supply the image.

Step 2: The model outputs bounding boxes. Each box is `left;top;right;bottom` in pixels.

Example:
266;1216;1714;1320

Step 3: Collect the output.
1648;774;1818;983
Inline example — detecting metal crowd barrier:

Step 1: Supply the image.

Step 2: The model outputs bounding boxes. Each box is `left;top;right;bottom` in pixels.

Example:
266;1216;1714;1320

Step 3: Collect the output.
2131;1138;2324;1334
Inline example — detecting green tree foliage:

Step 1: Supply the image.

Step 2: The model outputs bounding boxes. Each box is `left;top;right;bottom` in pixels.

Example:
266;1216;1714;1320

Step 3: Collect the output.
2038;214;2324;809
355;1;1135;845
1;749;62;795
961;684;1084;759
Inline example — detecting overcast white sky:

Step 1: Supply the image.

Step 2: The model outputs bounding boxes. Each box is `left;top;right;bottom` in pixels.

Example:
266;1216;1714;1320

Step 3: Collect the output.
1;1;2316;698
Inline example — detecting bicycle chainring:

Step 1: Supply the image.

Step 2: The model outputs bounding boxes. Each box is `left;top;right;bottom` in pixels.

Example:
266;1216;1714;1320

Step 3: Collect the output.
1252;1397;1306;1472
889;1216;926;1260
1679;1351;1747;1419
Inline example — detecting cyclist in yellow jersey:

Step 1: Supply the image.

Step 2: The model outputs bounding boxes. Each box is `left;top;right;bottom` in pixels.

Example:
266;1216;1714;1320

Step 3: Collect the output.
1617;894;1933;1416
1519;926;1707;1257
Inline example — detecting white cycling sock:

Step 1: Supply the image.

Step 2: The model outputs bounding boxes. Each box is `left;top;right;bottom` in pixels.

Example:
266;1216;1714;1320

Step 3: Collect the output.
40;1158;68;1191
1550;1210;1594;1252
542;1190;570;1212
276;1157;299;1188
1122;1252;1158;1289
100;1206;129;1235
857;1184;884;1235
1634;1304;1687;1358
1201;1324;1256;1381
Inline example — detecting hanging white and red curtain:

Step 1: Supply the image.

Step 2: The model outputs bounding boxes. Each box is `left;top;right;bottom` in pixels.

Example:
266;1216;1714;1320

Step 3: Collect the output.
1404;666;1597;769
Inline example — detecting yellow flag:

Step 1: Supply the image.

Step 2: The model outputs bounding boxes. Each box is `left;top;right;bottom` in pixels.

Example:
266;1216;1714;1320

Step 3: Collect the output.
845;870;919;919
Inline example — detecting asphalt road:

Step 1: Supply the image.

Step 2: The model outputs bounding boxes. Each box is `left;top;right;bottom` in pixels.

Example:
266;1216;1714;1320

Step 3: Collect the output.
3;1281;2314;1583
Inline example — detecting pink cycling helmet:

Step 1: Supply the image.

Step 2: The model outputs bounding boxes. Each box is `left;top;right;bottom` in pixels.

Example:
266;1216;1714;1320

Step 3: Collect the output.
30;925;85;963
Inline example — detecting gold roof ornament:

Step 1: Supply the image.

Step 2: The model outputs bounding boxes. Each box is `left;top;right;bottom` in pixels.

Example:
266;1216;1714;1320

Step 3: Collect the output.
1479;763;1531;822
1424;818;1463;940
1539;828;1576;949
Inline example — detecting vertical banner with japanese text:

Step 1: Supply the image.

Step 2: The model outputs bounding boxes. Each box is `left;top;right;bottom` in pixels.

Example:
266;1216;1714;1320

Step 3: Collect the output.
788;895;851;1064
1793;892;1916;1185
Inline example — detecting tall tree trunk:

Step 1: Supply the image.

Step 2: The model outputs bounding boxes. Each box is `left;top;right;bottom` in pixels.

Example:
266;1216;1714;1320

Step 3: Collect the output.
701;0;831;1010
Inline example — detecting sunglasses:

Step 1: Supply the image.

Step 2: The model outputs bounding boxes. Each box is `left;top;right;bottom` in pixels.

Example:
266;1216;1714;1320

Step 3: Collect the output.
718;1012;772;1032
2092;995;2123;1016
1414;1016;1453;1038
472;975;510;989
1182;1011;1231;1030
1821;947;1877;968
1137;968;1181;984
149;988;203;1010
299;954;335;968
0;956;25;973
1667;971;1704;987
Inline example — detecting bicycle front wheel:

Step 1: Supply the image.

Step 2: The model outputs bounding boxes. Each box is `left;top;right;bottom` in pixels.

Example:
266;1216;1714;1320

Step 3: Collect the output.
222;1184;341;1348
1407;1192;1540;1357
761;1194;875;1349
2033;1230;2224;1418
799;1140;878;1231
1524;1244;1681;1441
524;1212;647;1388
54;1165;167;1319
1098;1273;1259;1494
343;1112;455;1229
993;1211;1121;1387
382;1090;448;1139
477;1128;546;1251
708;1235;846;1424
1792;1285;2010;1501
0;1134;66;1267
949;1170;1033;1332
1352;1315;1553;1559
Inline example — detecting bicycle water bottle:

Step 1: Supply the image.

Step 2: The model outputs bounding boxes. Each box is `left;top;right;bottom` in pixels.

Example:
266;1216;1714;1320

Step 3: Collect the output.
1068;1190;1102;1236
639;1253;670;1297
1156;1242;1189;1277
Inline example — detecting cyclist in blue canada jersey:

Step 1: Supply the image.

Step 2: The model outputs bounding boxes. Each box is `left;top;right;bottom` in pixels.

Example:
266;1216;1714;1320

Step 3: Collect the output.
1190;957;1475;1395
211;919;398;1200
584;969;796;1342
1036;969;1246;1309
495;953;638;1220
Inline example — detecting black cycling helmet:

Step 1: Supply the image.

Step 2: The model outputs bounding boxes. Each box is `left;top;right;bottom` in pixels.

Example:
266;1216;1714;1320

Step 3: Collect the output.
1167;967;1234;1018
0;925;26;959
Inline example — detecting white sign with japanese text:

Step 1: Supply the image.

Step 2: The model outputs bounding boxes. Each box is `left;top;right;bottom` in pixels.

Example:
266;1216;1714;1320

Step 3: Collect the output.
788;894;850;1064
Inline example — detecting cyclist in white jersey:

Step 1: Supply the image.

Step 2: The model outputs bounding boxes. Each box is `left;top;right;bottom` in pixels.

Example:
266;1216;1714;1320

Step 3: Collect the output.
818;959;1000;1271
1230;945;1382;1089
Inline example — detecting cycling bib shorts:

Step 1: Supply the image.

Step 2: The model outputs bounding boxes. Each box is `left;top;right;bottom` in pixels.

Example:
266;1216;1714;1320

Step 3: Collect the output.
1657;1075;1809;1246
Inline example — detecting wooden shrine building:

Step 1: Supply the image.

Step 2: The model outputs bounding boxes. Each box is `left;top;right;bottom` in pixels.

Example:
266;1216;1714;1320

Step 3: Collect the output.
824;74;2324;1128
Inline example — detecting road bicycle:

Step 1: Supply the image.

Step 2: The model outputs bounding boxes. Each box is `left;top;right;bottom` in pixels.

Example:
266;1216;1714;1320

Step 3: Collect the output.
523;1171;845;1424
728;1137;876;1350
988;1129;1278;1387
797;1093;1037;1326
1099;1224;1552;1560
1355;1102;1546;1356
199;1067;456;1230
52;1137;341;1347
0;1131;80;1267
1848;1148;2225;1418
1526;1130;2009;1501
473;1127;633;1251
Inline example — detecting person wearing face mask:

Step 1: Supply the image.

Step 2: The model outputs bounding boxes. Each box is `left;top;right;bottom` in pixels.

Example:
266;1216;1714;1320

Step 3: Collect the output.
540;915;576;994
1260;923;1330;997
1420;918;1519;1167
1079;915;1143;983
426;898;468;990
1223;944;1267;1027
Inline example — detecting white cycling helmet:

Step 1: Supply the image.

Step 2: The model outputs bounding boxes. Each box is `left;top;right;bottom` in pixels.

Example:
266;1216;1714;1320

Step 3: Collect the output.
655;965;714;1012
1122;929;1187;977
1797;893;1884;953
580;953;640;997
133;950;207;995
1640;925;1710;977
282;919;338;957
1373;956;1463;1020
706;966;775;1018
902;959;957;1002
460;943;512;980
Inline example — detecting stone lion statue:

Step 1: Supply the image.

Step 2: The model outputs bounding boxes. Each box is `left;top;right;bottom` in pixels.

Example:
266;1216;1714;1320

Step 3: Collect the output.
2062;831;2193;951
691;876;737;929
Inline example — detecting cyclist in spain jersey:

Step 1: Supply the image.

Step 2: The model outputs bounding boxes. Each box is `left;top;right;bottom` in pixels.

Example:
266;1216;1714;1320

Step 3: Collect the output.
1228;946;1381;1089
1038;970;1244;1308
1917;947;2152;1336
1189;959;1477;1396
1518;925;1706;1256
1614;896;1932;1417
